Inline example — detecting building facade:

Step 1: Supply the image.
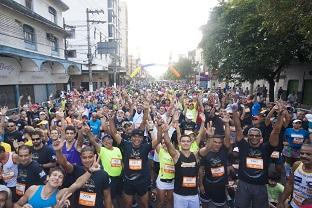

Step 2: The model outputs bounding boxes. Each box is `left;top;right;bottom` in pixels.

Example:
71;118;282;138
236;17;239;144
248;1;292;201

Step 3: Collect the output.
0;0;81;108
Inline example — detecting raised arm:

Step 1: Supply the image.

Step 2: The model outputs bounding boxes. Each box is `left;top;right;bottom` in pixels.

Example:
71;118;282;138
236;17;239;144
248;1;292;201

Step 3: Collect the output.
0;106;8;135
162;124;180;163
59;155;101;197
139;101;149;130
52;139;74;173
108;115;122;145
222;113;231;149
196;113;206;145
232;104;244;142
85;128;101;153
269;109;285;147
152;121;164;149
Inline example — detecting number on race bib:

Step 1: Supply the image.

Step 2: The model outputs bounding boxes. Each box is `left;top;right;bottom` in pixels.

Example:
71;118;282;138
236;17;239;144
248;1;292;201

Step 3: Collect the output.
164;164;175;173
211;166;225;177
182;177;197;188
246;157;263;170
129;159;142;170
79;191;97;207
111;158;122;167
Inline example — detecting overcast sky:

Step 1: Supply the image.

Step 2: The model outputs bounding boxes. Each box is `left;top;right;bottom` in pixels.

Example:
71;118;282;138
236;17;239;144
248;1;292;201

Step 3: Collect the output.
124;0;219;66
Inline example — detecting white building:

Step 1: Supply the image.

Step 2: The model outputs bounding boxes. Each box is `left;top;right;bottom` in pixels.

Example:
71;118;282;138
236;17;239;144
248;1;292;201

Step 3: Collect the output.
119;1;128;79
62;0;110;90
0;0;81;108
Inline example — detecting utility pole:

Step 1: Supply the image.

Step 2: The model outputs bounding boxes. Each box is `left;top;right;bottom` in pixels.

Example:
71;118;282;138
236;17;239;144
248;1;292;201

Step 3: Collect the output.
86;8;106;92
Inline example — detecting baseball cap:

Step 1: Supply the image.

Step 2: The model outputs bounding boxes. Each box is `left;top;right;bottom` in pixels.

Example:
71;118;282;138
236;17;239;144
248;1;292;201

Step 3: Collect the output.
184;130;195;136
293;119;302;124
131;129;144;137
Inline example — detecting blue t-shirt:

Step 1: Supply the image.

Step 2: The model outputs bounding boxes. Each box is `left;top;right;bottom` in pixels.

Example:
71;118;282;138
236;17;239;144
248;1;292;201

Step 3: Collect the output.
88;119;102;137
284;128;310;149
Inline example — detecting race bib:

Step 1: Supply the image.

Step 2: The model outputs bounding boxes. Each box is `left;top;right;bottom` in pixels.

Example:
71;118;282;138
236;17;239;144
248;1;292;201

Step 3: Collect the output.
182;177;197;188
16;183;26;196
211;166;225;177
79;191;96;207
293;137;304;144
129;159;142;170
2;170;14;180
164;164;175;173
246;157;263;170
271;151;280;159
111;158;122;167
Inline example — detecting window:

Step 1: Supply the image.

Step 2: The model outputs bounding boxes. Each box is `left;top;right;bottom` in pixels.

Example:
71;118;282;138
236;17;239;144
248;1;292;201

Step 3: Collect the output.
108;10;113;22
51;37;58;52
23;24;36;48
25;0;32;10
48;6;57;23
66;50;76;58
108;24;114;38
67;29;75;39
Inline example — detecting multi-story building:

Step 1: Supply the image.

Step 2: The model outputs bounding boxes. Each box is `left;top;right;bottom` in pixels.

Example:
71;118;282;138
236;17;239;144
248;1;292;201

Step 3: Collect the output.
63;0;128;89
119;1;128;84
0;0;81;108
62;0;110;90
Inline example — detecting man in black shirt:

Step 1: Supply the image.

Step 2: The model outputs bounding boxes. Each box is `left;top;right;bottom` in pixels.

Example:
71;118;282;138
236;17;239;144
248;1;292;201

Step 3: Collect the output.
54;141;112;208
110;123;162;208
199;114;231;208
16;145;47;199
30;129;56;173
3;120;23;151
232;103;284;208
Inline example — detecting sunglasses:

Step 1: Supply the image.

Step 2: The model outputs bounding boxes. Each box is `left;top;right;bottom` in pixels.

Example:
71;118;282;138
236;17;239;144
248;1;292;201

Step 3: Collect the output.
294;122;302;124
7;125;15;128
31;137;41;141
248;134;261;138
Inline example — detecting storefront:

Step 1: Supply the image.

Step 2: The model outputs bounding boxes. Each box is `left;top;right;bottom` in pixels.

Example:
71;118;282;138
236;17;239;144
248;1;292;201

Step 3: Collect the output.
0;45;81;108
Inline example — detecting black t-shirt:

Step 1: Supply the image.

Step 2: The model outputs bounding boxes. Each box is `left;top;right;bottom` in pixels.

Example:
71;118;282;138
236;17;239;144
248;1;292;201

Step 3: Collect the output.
31;145;56;173
237;139;274;185
16;119;27;132
200;146;228;185
16;160;47;197
120;139;152;183
68;165;111;208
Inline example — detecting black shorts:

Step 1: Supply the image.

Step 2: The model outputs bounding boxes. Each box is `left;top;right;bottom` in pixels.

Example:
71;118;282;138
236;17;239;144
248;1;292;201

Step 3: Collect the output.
123;179;149;196
110;176;123;198
200;182;227;205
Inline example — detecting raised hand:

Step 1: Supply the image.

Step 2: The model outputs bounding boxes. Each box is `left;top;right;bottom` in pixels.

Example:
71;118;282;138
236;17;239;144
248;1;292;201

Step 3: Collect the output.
172;110;180;122
55;191;72;208
0;106;8;116
206;121;215;137
52;139;65;151
89;154;101;172
161;123;170;133
199;113;206;123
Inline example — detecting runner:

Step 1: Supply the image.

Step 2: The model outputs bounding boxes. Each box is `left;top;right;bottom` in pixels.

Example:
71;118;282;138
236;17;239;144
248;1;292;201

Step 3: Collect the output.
278;143;312;208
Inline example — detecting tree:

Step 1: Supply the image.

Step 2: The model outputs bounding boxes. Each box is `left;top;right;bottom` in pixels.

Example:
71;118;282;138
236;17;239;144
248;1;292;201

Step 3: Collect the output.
163;57;194;80
201;0;312;101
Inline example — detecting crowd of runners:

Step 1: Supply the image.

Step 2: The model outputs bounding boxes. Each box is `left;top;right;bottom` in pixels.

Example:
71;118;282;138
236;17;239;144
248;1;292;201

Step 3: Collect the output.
0;81;311;208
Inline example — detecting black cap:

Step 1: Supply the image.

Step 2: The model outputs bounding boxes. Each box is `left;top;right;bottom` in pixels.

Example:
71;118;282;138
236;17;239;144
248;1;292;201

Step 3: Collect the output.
131;129;144;137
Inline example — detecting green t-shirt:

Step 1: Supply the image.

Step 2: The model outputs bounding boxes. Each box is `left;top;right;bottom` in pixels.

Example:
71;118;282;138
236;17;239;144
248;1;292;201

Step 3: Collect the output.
266;183;284;203
99;146;123;177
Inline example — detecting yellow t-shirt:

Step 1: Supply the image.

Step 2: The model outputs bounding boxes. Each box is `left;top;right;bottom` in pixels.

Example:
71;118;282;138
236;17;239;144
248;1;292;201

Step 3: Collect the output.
99;147;122;177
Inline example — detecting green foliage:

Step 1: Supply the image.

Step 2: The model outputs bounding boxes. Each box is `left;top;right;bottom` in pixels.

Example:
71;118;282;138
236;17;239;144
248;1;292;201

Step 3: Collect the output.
162;57;194;80
200;0;312;100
